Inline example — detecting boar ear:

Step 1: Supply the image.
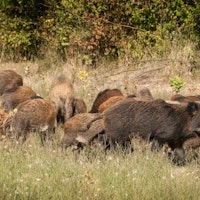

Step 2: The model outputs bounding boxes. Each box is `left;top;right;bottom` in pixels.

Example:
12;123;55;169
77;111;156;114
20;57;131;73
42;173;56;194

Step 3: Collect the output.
187;102;199;115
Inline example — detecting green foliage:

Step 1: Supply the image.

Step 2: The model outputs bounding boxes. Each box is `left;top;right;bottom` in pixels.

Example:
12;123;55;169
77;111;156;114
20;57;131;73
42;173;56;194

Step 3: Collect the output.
169;76;187;93
0;0;200;63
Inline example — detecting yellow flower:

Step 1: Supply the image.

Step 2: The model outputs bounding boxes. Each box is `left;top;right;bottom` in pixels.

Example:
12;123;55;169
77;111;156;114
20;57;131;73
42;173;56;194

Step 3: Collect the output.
79;70;88;81
24;66;30;76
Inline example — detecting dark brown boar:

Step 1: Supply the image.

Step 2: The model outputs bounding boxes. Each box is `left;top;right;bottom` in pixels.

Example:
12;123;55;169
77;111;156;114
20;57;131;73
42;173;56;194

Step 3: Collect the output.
98;95;152;113
98;96;126;113
61;113;104;150
48;75;74;123
102;99;200;165
0;70;23;95
182;136;200;162
0;108;9;137
0;86;37;112
89;88;124;113
171;94;200;103
184;136;200;149
136;87;154;100
6;98;57;144
73;98;87;116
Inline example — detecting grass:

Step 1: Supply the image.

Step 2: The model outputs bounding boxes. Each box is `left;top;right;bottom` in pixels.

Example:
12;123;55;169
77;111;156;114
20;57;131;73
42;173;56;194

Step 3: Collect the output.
0;133;199;200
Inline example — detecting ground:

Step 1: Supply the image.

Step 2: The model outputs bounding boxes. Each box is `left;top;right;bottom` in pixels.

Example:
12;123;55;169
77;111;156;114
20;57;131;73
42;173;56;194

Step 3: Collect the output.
0;59;200;108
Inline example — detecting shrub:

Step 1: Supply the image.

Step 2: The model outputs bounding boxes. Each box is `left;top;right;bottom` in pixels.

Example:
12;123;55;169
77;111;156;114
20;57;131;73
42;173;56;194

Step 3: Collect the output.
169;76;187;93
0;0;199;63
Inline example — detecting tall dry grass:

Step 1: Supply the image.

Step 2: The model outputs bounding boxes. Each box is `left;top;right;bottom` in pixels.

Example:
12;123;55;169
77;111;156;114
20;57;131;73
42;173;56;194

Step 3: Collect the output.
0;133;199;200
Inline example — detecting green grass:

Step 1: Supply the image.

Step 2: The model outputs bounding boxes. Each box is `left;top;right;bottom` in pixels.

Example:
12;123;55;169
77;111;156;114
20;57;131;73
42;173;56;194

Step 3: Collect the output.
0;134;199;200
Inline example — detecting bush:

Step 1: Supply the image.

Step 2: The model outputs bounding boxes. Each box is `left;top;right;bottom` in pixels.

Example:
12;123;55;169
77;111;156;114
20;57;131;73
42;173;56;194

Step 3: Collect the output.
169;76;187;93
0;0;200;64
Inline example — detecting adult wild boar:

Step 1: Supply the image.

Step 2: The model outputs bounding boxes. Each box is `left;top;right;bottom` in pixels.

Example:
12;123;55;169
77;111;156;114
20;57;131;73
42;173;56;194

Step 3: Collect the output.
102;99;200;165
0;70;23;95
0;86;37;112
6;98;57;144
89;88;124;113
98;93;152;114
49;75;74;123
184;136;200;150
61;113;104;150
98;96;127;113
0;108;9;137
171;94;200;103
73;98;87;116
136;87;154;100
182;135;200;162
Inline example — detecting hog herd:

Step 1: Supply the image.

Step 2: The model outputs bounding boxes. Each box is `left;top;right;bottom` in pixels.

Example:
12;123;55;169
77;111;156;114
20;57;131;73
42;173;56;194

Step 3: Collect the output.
0;69;200;165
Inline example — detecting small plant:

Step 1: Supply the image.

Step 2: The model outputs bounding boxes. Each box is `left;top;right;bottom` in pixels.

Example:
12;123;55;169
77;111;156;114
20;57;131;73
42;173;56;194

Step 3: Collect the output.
82;55;93;67
169;76;187;93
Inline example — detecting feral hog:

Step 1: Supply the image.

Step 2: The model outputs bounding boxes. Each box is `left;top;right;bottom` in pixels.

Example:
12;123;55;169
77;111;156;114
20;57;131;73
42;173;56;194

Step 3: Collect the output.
184;136;200;149
136;87;154;100
49;75;74;123
1;86;37;112
98;96;127;113
89;88;124;113
171;94;200;103
183;136;200;162
0;108;9;137
73;98;87;116
102;99;200;165
0;70;23;95
6;98;56;144
61;113;104;150
98;95;152;113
